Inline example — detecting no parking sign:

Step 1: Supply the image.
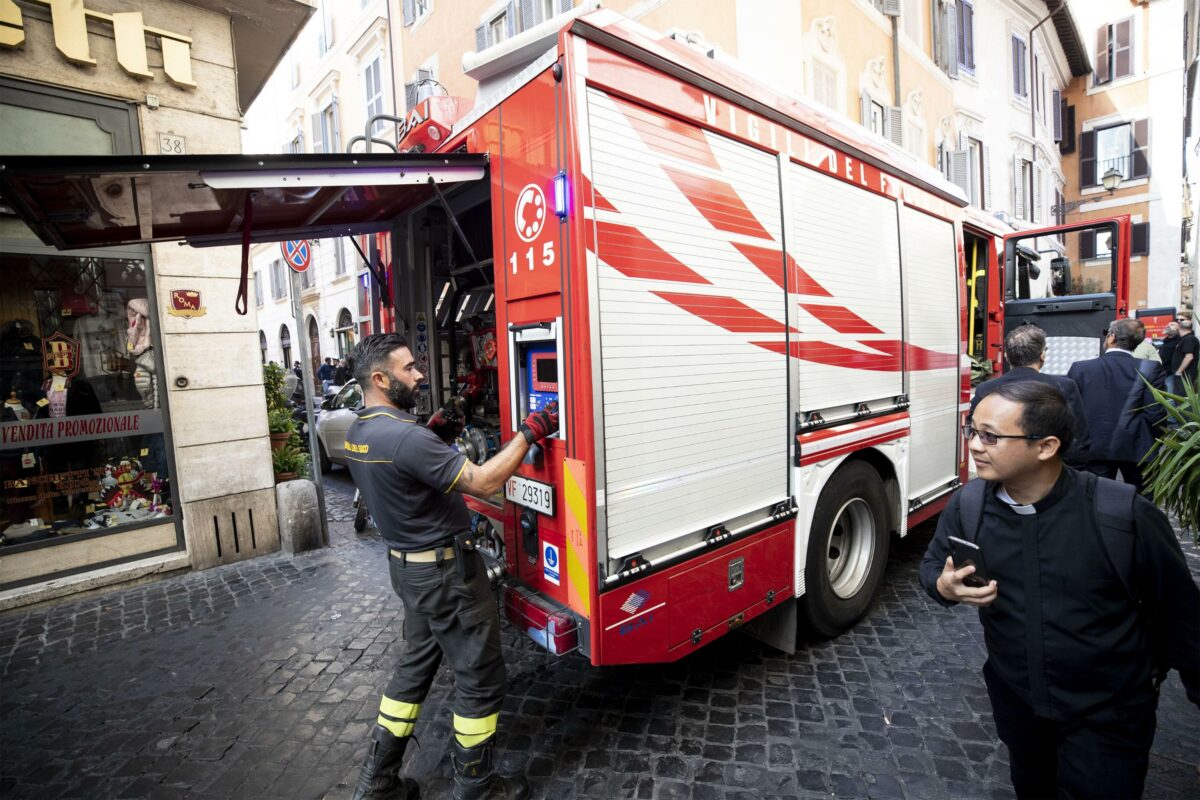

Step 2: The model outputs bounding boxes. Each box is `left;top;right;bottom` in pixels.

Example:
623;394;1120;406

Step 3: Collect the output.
281;240;311;272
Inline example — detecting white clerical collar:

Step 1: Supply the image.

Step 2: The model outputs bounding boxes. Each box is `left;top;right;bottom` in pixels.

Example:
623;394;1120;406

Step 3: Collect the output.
1105;348;1133;357
996;485;1037;515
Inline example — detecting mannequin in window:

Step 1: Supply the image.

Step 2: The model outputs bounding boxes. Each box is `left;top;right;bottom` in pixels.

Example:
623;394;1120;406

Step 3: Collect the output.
125;298;156;409
0;319;41;395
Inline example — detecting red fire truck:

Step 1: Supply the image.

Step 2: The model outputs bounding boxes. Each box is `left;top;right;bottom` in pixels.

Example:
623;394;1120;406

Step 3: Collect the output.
0;9;1129;666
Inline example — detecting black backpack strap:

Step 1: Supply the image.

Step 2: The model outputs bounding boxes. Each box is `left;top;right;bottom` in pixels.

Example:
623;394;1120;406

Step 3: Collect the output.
956;479;989;544
1087;471;1138;601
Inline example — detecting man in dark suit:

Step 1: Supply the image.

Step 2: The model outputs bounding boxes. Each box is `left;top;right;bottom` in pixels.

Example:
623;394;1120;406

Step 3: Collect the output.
970;325;1091;469
1066;318;1167;492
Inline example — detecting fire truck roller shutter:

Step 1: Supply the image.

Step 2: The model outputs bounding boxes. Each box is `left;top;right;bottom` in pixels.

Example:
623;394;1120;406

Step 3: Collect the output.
786;163;904;411
585;88;791;561
898;206;961;499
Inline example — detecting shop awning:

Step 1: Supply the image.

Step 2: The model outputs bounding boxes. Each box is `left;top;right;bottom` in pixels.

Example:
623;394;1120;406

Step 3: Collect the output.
0;153;489;250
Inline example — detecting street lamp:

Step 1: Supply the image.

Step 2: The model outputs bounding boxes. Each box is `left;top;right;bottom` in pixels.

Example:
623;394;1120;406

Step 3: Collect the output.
1101;166;1124;193
1051;168;1125;216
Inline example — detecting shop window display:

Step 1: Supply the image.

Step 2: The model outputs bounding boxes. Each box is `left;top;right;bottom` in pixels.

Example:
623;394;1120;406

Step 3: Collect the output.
1;255;173;548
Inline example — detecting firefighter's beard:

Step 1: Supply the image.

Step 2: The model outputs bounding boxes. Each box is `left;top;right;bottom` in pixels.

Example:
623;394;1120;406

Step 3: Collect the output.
384;374;417;410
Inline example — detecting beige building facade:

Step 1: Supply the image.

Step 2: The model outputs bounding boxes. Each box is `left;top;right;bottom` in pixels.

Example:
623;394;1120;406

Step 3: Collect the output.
392;1;1083;233
242;0;401;374
0;0;314;605
1061;0;1183;312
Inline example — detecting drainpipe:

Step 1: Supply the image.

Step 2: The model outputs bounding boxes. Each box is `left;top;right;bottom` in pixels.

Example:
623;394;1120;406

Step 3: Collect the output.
386;0;401;147
1030;2;1067;192
892;15;901;110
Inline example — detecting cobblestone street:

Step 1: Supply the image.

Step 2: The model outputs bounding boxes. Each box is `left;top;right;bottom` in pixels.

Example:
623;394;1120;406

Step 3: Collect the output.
1;472;1197;800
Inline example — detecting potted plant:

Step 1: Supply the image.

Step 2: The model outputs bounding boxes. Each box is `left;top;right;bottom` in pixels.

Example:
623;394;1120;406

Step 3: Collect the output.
1141;378;1200;543
263;363;295;451
268;408;295;451
272;444;308;483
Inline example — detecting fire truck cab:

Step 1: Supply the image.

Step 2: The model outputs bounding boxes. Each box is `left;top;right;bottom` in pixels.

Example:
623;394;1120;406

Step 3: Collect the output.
0;9;1130;666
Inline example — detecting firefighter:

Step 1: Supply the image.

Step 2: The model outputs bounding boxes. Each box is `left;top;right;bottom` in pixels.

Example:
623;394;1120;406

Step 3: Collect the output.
346;333;557;800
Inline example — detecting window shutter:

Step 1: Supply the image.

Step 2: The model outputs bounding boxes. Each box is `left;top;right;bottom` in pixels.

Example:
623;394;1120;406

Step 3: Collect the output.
1095;24;1110;84
331;96;341;153
475;24;486;51
1131;222;1150;257
1052;90;1063;142
931;0;943;69
403;0;415;26
883;0;902;16
1079;129;1097;186
312;114;324;154
1032;164;1043;224
887;106;904;147
860;90;872;128
1113;18;1132;80
1080;230;1096;259
558;0;574;12
1131;119;1150;179
963;2;974;69
1060;104;1076;154
949;149;971;199
505;1;517;37
1013;159;1026;221
404;81;417;110
944;3;958;78
520;0;535;30
981;143;992;210
1012;37;1020;94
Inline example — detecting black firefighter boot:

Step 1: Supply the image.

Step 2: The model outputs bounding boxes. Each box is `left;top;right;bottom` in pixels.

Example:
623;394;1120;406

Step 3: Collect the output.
352;724;420;800
451;738;529;800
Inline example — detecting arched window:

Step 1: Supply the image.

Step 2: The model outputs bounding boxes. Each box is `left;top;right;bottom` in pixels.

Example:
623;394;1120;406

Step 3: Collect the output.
259;330;268;364
307;316;321;386
336;308;356;358
280;324;292;368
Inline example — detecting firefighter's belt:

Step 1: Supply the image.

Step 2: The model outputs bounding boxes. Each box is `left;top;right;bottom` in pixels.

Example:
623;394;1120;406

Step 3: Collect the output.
390;547;455;563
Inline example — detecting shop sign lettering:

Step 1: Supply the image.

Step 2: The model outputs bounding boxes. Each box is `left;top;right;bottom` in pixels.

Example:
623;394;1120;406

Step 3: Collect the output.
0;411;163;450
167;289;206;318
0;0;196;89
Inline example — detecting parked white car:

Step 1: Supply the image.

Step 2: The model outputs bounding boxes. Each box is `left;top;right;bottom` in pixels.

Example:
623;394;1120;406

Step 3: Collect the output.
314;380;363;473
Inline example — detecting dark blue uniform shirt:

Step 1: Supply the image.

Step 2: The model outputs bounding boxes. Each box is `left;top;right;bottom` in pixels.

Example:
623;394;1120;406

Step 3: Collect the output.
343;406;470;551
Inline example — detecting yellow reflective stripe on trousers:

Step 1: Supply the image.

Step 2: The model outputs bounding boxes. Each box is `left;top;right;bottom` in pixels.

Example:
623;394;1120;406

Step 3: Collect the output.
377;714;416;737
377;697;421;737
379;697;421;720
452;712;499;747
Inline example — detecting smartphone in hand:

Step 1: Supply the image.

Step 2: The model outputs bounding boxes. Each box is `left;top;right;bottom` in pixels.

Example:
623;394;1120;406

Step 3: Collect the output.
948;535;989;588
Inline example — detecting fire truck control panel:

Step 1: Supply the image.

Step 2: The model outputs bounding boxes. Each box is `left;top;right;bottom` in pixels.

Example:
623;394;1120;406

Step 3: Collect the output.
525;346;559;413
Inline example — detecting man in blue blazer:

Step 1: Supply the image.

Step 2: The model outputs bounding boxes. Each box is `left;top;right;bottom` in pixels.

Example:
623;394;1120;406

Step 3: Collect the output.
1066;318;1167;492
970;325;1091;469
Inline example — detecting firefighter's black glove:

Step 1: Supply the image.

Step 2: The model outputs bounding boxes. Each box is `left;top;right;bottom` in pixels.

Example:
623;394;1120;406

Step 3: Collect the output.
519;401;558;445
427;401;465;444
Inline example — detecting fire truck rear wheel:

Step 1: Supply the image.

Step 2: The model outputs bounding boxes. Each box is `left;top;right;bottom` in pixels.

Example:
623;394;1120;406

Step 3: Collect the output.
801;460;890;638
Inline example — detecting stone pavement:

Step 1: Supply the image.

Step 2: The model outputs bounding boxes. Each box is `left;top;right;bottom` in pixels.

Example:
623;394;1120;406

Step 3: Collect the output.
0;474;1197;799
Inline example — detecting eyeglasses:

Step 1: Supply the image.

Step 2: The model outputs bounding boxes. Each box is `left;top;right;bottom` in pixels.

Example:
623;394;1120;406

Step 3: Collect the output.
961;424;1047;446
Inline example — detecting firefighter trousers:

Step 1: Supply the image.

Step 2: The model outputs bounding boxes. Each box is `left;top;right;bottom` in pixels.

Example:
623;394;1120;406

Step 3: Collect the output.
381;549;506;729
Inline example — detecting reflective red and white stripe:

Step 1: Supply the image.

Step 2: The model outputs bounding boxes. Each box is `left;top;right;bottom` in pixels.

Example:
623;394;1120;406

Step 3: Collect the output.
797;412;910;467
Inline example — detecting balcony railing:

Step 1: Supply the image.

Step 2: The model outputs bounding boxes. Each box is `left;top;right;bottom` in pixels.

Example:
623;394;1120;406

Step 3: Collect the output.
1099;155;1130;180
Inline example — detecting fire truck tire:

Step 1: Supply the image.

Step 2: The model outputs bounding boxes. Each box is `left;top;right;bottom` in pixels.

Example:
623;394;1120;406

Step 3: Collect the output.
801;461;890;638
